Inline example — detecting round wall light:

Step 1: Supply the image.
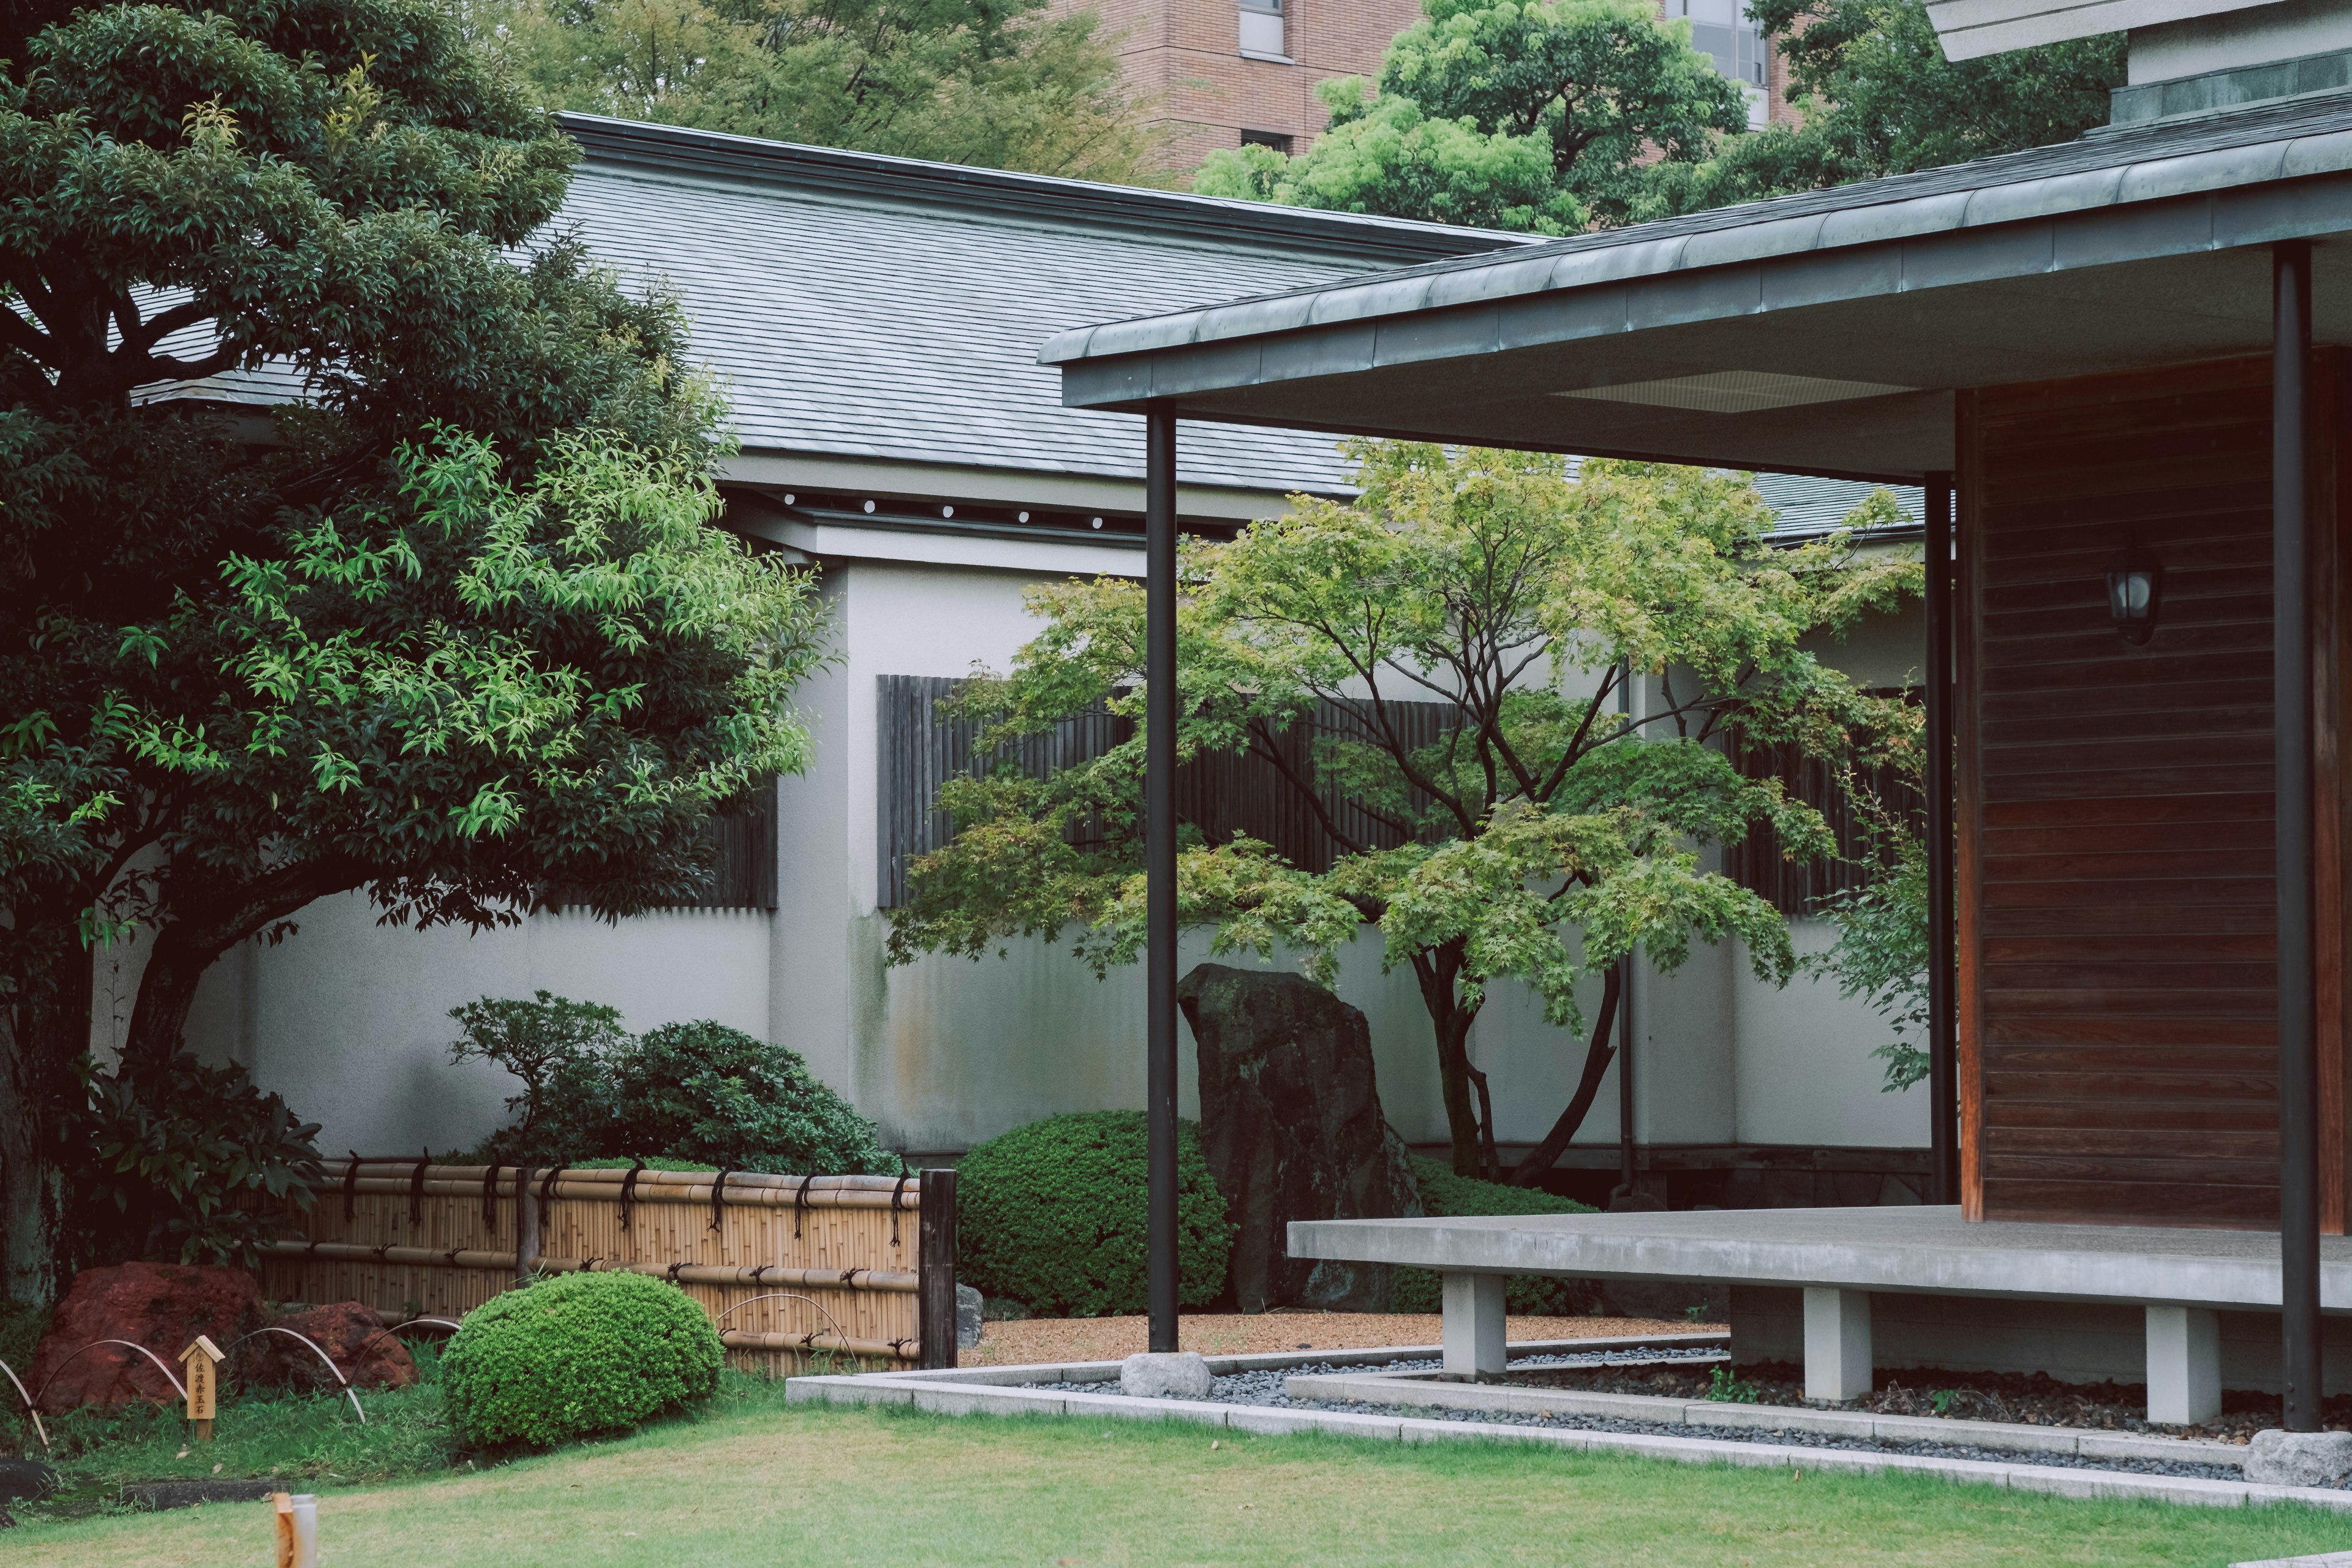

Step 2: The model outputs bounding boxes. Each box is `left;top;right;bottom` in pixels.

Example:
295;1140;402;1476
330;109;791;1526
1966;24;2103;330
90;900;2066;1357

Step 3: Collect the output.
2105;545;2163;646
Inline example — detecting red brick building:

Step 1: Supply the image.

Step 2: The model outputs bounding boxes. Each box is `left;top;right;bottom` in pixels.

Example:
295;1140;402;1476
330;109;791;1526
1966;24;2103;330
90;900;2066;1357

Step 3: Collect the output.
1059;0;1801;172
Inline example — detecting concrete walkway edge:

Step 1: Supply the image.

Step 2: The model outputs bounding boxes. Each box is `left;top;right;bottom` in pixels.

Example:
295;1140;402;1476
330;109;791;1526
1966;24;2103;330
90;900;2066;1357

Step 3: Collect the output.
787;1362;2352;1517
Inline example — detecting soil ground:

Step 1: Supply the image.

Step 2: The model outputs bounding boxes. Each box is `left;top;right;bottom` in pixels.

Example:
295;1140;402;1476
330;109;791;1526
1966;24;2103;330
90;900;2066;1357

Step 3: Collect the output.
959;1311;1721;1365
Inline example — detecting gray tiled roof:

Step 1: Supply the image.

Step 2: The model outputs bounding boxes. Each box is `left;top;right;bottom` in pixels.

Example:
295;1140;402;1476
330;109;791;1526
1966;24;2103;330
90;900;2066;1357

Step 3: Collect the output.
559;118;1524;497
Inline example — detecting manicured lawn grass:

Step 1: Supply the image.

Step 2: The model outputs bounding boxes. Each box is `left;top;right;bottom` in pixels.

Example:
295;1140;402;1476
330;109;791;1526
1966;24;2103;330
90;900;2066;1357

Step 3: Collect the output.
19;1393;2352;1567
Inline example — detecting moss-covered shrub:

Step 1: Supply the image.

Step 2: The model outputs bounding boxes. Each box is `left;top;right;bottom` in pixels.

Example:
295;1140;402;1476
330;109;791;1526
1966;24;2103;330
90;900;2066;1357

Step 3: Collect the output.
1390;1156;1597;1315
441;1272;722;1449
958;1112;1234;1316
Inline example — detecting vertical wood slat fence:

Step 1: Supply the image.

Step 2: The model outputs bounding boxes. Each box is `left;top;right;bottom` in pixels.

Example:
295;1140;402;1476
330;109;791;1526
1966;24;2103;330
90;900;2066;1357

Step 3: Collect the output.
258;1161;958;1373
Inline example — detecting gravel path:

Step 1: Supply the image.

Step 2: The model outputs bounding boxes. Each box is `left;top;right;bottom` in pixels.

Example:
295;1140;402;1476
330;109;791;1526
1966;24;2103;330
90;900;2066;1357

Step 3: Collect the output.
1016;1352;2261;1485
960;1313;1718;1366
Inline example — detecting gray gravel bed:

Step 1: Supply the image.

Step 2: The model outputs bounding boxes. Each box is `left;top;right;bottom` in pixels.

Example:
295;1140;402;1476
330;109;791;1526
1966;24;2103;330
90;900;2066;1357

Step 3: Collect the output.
1016;1348;2264;1485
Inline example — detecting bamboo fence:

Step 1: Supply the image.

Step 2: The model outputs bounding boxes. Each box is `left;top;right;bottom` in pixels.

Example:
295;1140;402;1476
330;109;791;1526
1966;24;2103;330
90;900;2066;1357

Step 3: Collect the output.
258;1159;959;1373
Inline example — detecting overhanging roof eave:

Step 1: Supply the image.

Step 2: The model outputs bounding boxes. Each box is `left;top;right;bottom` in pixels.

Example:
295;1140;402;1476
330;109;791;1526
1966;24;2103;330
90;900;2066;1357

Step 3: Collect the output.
1054;168;2352;420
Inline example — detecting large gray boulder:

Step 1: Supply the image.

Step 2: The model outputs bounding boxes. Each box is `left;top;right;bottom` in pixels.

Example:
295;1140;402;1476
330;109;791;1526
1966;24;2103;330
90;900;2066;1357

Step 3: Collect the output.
2247;1429;2352;1487
1179;963;1423;1313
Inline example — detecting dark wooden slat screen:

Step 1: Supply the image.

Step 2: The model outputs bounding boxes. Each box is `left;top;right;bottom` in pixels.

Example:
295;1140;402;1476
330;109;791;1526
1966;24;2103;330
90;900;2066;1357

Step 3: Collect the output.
694;785;778;911
1728;738;1921;918
876;676;1459;907
1959;355;2349;1230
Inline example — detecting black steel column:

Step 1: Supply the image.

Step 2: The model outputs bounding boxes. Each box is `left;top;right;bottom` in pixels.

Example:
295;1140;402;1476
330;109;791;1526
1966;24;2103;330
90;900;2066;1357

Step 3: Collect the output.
1145;404;1180;1355
1925;473;1959;1207
2275;240;2321;1430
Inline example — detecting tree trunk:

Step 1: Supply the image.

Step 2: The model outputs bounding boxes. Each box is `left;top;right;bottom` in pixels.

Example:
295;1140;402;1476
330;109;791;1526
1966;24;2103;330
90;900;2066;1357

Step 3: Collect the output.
1509;964;1624;1187
120;857;368;1076
0;920;93;1304
1411;942;1487;1177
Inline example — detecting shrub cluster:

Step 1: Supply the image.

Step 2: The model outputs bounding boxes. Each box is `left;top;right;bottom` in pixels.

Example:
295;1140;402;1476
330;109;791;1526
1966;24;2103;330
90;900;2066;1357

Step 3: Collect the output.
1389;1156;1597;1315
957;1112;1235;1317
441;1271;723;1449
450;995;892;1174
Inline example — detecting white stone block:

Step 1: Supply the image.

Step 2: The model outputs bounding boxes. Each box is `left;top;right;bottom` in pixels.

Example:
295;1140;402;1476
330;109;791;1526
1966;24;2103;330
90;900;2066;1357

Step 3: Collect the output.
1802;1286;1872;1403
1442;1272;1506;1378
2145;1305;2222;1425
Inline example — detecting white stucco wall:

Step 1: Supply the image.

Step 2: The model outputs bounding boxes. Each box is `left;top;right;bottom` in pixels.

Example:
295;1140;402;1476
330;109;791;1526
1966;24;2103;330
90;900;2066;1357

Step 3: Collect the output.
184;899;772;1155
179;546;1929;1161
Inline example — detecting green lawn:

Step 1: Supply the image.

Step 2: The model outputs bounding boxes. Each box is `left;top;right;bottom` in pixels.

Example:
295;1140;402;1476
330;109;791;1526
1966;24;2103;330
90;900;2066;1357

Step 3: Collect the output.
18;1392;2352;1568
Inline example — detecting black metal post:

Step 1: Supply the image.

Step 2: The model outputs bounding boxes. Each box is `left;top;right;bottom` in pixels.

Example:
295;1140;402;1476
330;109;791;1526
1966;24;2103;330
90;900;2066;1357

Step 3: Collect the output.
2275;241;2321;1431
1614;666;1637;1203
1145;404;1180;1355
1925;472;1959;1208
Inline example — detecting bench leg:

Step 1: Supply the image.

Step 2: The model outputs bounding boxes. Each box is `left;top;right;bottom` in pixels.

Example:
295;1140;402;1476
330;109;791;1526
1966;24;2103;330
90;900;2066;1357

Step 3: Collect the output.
2144;1306;2220;1425
1442;1272;1506;1379
1803;1287;1872;1403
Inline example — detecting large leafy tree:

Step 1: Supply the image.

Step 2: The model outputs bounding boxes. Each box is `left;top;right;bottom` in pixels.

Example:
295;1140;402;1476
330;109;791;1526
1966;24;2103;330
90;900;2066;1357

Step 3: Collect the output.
473;0;1161;181
1193;0;1746;232
0;0;827;1294
887;445;1918;1178
1642;0;2124;215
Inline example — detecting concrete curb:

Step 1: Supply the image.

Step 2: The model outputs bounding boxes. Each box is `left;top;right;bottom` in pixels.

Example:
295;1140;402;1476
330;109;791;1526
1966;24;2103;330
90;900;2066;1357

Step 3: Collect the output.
933;1332;1725;1387
1284;1370;2251;1469
785;1355;2352;1516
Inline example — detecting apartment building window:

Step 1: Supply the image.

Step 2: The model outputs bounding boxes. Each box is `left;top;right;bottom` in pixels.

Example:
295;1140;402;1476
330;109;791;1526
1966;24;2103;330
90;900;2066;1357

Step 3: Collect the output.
1238;0;1287;61
1240;129;1294;153
1667;0;1770;129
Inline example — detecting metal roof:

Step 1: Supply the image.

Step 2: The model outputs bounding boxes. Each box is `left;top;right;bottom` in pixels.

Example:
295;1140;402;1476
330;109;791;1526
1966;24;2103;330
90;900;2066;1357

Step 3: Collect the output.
1042;91;2352;481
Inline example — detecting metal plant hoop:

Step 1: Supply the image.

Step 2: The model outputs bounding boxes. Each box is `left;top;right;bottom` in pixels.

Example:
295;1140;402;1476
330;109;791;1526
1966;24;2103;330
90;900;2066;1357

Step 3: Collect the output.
0;1358;50;1452
715;1292;849;1348
31;1338;187;1411
221;1327;367;1424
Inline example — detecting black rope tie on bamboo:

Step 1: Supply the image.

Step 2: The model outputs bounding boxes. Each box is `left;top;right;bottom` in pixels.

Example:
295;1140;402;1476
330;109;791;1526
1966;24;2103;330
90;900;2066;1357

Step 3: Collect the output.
408;1150;430;1227
537;1165;566;1233
342;1152;361;1220
666;1261;685;1283
481;1164;502;1235
618;1159;647;1231
793;1174;811;1240
889;1169;911;1247
840;1268;862;1291
709;1167;737;1234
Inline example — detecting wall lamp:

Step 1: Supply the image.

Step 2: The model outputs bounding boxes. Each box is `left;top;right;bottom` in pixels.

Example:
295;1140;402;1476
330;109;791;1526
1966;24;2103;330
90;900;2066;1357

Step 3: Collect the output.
2105;545;2163;646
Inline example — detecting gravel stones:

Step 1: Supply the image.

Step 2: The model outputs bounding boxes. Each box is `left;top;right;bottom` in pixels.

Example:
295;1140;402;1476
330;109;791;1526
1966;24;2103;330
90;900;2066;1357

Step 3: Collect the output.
2248;1430;2352;1487
1120;1351;1214;1400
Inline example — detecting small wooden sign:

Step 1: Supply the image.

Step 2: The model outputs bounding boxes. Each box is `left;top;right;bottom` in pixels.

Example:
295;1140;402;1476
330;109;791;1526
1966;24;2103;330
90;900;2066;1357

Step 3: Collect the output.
179;1334;225;1438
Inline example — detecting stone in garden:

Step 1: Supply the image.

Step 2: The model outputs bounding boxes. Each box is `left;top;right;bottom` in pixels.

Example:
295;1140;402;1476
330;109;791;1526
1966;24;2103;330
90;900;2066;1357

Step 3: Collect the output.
2245;1428;2352;1488
956;1284;982;1349
243;1301;419;1393
1120;1351;1213;1400
0;1458;56;1505
1179;963;1423;1313
27;1261;266;1410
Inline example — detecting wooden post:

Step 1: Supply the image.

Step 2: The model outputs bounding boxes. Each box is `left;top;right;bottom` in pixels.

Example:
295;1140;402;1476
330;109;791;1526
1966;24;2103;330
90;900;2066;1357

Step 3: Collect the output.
1925;471;1959;1207
917;1167;958;1370
273;1492;296;1568
514;1165;538;1288
179;1333;223;1441
1144;404;1180;1355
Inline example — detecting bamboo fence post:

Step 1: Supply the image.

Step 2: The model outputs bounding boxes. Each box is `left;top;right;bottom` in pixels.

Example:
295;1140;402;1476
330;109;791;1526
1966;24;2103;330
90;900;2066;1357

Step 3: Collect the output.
514;1166;538;1288
918;1169;957;1370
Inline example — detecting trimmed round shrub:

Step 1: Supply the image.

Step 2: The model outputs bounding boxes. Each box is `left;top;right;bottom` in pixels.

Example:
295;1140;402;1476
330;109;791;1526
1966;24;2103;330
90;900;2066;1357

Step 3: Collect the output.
442;1271;723;1449
606;1020;894;1175
958;1112;1234;1317
1390;1156;1597;1315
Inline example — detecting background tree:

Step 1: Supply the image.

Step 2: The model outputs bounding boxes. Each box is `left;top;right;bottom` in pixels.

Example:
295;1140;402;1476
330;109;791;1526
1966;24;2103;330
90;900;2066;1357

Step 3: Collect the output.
0;0;827;1293
472;0;1163;181
887;443;1918;1179
1642;0;2124;214
1193;0;1746;232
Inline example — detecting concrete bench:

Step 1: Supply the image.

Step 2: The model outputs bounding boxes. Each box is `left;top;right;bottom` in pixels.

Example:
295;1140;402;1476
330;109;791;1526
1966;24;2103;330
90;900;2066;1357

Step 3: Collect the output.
1287;1205;2352;1423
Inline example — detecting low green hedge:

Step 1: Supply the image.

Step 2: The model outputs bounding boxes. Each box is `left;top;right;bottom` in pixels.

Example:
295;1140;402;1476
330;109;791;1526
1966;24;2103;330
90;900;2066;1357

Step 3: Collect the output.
441;1271;722;1449
957;1112;1235;1317
1391;1156;1596;1314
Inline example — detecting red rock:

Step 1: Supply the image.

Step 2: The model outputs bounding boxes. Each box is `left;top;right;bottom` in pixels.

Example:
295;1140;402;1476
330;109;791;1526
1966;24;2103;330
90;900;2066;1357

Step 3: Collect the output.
243;1302;418;1393
27;1262;265;1411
